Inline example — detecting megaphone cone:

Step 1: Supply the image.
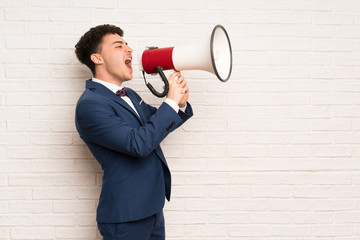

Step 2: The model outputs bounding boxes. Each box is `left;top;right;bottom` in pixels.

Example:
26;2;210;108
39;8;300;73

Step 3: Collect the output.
140;25;232;97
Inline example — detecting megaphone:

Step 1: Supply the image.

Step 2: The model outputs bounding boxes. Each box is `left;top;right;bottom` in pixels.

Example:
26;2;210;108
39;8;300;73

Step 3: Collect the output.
140;25;232;97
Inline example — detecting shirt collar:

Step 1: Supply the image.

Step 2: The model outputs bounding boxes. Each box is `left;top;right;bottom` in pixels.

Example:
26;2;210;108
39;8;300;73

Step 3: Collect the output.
92;77;124;94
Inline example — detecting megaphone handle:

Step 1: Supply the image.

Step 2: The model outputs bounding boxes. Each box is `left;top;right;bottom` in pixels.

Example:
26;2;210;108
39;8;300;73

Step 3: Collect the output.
143;66;169;98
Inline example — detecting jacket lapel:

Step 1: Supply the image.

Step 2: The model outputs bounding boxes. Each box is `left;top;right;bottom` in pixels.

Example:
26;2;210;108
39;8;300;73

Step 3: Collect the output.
126;90;147;124
86;80;144;124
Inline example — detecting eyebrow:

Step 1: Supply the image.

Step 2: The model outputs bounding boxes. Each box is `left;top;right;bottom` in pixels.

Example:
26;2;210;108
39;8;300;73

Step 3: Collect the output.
112;41;128;45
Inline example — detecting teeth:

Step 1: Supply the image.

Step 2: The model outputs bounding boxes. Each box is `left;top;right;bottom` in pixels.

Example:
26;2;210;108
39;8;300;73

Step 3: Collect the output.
125;58;132;65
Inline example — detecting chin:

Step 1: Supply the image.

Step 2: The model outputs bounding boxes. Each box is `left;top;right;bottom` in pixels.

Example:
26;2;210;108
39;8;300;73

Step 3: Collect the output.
124;75;133;81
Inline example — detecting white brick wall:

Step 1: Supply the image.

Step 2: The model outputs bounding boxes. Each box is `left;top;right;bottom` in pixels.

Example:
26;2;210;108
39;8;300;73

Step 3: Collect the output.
1;0;360;239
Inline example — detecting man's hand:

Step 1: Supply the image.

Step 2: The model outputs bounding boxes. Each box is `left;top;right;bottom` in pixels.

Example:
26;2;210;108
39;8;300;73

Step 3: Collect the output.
166;71;187;106
176;76;189;108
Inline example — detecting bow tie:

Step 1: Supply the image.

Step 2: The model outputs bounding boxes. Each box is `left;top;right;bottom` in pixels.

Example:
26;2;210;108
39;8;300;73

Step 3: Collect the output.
116;87;127;97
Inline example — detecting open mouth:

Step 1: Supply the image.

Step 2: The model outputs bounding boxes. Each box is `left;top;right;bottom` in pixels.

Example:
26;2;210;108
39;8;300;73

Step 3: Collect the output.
125;57;132;69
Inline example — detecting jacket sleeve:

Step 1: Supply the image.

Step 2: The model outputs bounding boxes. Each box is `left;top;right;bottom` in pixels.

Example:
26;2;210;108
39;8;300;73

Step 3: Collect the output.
75;97;192;158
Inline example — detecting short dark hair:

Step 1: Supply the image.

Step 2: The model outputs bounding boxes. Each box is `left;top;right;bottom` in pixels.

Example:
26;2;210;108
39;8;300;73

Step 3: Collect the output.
75;24;124;75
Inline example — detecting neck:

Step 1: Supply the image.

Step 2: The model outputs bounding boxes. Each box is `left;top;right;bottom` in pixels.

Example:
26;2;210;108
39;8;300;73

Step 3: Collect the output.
94;71;123;87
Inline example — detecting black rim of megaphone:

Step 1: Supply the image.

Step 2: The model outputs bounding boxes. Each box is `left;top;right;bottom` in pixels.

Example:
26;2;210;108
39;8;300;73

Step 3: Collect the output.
210;25;232;82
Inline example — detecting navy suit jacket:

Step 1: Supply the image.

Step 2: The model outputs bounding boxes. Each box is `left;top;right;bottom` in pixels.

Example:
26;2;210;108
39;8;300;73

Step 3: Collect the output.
75;80;193;223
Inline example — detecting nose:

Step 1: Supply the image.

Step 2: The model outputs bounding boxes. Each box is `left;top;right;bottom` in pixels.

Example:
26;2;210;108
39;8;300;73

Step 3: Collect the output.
127;45;133;53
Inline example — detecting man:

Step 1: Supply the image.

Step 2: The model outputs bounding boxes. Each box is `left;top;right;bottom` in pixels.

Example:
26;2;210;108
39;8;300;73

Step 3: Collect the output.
74;24;193;240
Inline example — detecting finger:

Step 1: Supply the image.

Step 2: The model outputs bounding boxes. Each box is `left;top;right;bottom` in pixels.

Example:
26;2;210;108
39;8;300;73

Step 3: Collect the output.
179;79;187;88
181;86;189;94
175;75;184;83
170;71;181;80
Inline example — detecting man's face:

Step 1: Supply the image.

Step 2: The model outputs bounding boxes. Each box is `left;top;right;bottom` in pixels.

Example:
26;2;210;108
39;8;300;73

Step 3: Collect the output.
97;34;133;82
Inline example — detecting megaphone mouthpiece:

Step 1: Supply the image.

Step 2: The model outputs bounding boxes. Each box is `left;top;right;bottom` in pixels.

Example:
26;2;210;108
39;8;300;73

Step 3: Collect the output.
142;47;176;74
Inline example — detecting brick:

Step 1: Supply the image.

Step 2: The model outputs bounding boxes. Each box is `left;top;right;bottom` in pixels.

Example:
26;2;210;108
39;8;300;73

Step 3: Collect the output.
314;40;353;52
291;133;332;144
9;175;52;186
293;186;333;198
0;0;26;7
6;93;50;106
186;199;227;211
11;227;54;239
268;39;312;51
32;188;77;200
29;0;71;7
50;9;91;22
182;119;227;131
5;8;49;21
209;186;250;198
31;160;75;173
6;36;49;49
291;53;333;66
229;225;272;237
312;173;352;185
7;147;51;159
77;214;97;226
52;146;92;159
30;133;72;145
34;214;77;226
0;189;32;200
0;214;32;226
0;160;30;173
228;146;268;157
53;200;96;213
208;0;246;10
29;50;76;64
312;145;353;157
294;25;335;38
0;133;28;145
73;0;117;8
269;12;312;24
312;200;354;211
272;225;312;237
55;227;97;239
52;92;82;105
312;119;352;131
313;224;354;237
0;80;28;93
249;0;290;10
173;172;228;186
251;187;293;198
29;106;74;120
53;173;96;186
250;212;291;224
335;0;360;11
334;212;360;223
140;11;183;24
229;11;269;24
0;23;27;36
50;36;79;49
77;187;101;200
185;225;227;237
51;120;76;132
335;133;360;144
164;212;207;225
292;0;333;11
312;93;353;105
184;11;227;24
291;106;331;119
270;199;311;211
10;201;52;213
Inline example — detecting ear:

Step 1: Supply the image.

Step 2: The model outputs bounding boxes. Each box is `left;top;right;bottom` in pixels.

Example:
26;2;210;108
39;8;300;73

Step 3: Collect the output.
90;53;103;64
